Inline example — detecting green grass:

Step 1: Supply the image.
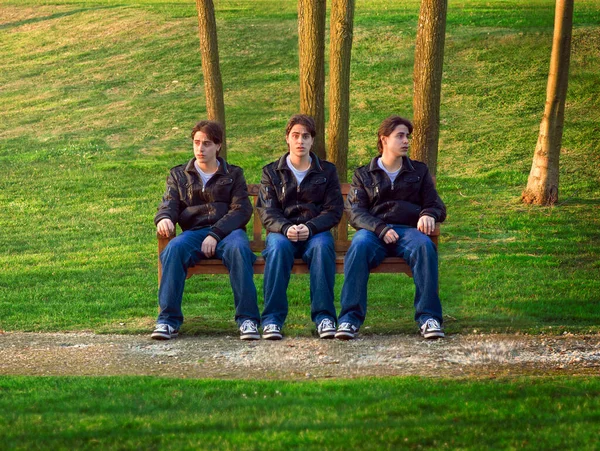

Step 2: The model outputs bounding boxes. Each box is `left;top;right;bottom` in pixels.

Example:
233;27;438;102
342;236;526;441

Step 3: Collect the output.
1;375;599;449
1;0;599;336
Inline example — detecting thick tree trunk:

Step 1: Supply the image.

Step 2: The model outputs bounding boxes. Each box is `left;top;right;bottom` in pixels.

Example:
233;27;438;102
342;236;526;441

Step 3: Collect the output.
196;0;227;159
412;0;447;176
298;0;326;159
327;0;355;182
522;0;573;205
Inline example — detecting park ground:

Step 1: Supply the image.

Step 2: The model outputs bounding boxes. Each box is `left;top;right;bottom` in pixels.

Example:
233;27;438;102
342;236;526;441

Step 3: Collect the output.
1;331;599;378
1;0;600;448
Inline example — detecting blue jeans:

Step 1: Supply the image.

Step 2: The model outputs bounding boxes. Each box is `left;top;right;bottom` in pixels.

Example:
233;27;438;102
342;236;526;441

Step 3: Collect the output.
338;226;442;328
157;228;259;329
261;231;337;327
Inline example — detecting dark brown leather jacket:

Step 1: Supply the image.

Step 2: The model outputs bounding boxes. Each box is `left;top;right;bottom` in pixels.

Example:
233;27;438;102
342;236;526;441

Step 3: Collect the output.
347;156;446;238
256;152;344;237
154;157;252;241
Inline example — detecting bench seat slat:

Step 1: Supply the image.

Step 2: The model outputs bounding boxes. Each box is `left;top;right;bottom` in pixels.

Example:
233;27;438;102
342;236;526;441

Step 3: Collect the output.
183;256;412;277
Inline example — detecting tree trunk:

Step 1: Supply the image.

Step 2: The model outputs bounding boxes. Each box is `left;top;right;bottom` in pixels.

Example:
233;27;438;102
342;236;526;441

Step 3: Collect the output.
412;0;448;176
327;0;355;182
522;0;573;205
196;0;227;159
298;0;326;159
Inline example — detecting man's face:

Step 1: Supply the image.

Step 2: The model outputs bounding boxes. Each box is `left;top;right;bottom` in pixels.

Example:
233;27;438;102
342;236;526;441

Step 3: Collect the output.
381;124;410;158
286;124;314;160
193;131;220;166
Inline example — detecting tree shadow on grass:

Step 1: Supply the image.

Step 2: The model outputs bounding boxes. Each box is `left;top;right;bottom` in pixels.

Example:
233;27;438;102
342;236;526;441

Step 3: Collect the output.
553;197;600;207
0;6;120;31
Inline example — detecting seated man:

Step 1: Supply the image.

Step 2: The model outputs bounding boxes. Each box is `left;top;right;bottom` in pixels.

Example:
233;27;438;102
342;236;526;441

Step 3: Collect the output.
153;120;260;341
256;114;344;340
336;115;447;340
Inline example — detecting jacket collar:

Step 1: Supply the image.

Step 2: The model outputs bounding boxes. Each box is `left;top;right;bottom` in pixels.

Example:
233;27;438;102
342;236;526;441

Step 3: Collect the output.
276;151;323;172
184;156;230;176
368;155;415;173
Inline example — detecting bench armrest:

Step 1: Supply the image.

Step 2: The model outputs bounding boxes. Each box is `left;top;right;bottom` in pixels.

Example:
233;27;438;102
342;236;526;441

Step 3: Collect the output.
157;231;175;255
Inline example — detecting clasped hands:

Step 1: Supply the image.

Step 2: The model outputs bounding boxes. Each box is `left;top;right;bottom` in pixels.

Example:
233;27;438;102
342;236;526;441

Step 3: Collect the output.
286;224;310;242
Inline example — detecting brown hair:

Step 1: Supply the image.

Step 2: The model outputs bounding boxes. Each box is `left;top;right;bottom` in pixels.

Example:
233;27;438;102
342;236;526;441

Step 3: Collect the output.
377;116;413;154
190;121;223;154
285;114;316;138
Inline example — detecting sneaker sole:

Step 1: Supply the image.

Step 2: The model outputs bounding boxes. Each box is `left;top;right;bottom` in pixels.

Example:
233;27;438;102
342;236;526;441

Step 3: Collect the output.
319;330;336;339
334;331;355;340
240;333;260;340
151;333;176;340
422;331;445;339
263;333;283;340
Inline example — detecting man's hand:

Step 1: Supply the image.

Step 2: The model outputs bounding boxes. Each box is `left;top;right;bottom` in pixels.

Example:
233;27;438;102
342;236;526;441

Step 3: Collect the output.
156;218;175;238
287;225;310;242
295;224;310;241
383;229;399;244
417;215;436;235
201;235;218;258
286;225;299;242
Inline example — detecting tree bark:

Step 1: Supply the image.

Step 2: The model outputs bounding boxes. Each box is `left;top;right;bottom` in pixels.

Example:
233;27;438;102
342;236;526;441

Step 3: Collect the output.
522;0;573;205
298;0;327;159
196;0;227;159
327;0;355;182
412;0;448;176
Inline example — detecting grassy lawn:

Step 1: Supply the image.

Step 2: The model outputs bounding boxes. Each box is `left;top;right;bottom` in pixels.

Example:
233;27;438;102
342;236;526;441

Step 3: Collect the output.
1;375;599;449
1;0;599;336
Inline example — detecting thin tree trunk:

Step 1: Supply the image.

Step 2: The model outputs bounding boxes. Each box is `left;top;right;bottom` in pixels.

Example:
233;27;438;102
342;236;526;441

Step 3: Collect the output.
522;0;573;205
298;0;326;159
327;0;355;182
412;0;448;176
196;0;227;159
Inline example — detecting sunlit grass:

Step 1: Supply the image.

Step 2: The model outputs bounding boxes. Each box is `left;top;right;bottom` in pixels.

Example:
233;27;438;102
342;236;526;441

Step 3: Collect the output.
0;0;599;335
1;376;600;449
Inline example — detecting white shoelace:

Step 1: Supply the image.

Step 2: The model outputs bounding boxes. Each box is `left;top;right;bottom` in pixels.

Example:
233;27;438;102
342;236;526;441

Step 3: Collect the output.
320;319;335;330
240;320;257;333
424;318;440;330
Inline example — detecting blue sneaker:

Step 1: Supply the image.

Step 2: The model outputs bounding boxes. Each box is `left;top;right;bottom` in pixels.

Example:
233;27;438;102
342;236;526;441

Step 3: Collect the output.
151;324;179;340
335;322;359;340
239;320;260;340
420;318;445;339
317;318;336;339
262;324;283;340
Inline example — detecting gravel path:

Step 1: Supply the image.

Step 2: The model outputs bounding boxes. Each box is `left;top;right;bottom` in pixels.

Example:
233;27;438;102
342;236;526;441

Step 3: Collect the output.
1;332;599;379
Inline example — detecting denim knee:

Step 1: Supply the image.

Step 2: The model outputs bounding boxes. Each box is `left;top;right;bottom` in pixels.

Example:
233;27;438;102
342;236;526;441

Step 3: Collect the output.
347;230;377;255
410;235;437;260
160;240;187;264
305;232;335;256
263;233;295;258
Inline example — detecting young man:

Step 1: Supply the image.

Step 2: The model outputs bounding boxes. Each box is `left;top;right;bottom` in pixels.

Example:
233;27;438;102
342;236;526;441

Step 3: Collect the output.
256;114;344;340
336;115;447;340
153;120;260;341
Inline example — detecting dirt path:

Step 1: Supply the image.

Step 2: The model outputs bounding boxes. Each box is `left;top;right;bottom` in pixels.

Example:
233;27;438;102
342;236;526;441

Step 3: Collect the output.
1;332;599;379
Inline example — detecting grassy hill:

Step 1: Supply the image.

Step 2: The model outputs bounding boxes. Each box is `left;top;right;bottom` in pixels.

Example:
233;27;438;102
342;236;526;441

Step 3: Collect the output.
1;0;599;335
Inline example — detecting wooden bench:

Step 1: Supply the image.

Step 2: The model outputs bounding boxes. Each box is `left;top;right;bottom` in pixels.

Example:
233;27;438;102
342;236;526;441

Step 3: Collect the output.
157;183;440;282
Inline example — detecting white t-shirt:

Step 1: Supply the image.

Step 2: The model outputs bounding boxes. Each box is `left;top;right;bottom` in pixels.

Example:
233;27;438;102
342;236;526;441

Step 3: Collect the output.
377;158;401;184
195;160;220;187
287;155;312;186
